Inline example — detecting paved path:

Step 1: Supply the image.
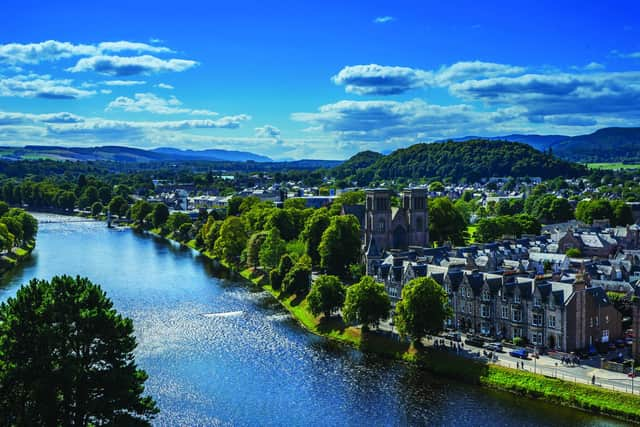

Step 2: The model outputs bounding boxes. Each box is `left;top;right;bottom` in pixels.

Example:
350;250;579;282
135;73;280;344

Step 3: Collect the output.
376;319;638;395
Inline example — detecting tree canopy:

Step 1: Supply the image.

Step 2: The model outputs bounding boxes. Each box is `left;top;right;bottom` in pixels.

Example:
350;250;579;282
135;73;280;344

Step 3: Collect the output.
342;276;390;331
0;275;158;425
319;215;361;278
307;275;345;318
394;277;451;342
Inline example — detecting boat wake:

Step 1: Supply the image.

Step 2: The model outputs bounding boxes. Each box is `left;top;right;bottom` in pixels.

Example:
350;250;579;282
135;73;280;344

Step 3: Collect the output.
201;311;243;318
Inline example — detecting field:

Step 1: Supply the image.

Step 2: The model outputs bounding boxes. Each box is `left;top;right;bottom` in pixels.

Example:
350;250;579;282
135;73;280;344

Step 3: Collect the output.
587;162;640;170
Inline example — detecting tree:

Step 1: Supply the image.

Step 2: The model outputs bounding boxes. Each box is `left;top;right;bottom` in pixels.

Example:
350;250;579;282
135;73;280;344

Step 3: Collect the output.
282;255;312;295
259;227;287;270
575;199;613;225
307;275;345;318
226;196;244;217
319;215;361;277
301;208;330;266
152;203;170;228
342;276;390;331
0;201;8;217
612;200;634;226
266;209;298;241
0;276;158;425
131;200;153;225
78;186;99;209
108;195;128;217
428;181;445;192
245;231;268;268
166;212;191;232
394;277;451;343
56;191;77;211
271;254;294;290
565;248;582;257
428;197;467;245
91;201;104;217
213;216;248;267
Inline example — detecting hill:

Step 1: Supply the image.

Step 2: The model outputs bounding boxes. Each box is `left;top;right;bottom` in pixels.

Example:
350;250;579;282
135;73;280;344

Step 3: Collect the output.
448;134;568;151
332;150;384;179
550;127;640;163
335;140;585;184
0;145;272;163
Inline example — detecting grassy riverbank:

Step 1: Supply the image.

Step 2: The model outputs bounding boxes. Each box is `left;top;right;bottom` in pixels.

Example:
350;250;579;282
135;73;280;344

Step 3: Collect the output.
0;241;35;276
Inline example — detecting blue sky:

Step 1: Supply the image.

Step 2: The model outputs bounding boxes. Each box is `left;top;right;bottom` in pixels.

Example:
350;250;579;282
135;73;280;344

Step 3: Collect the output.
0;0;639;159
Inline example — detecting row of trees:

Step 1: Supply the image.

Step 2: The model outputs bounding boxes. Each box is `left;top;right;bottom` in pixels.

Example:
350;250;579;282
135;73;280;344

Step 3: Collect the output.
0;202;38;252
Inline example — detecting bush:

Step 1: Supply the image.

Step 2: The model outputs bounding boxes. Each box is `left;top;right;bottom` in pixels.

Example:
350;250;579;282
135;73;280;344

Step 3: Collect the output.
513;336;524;347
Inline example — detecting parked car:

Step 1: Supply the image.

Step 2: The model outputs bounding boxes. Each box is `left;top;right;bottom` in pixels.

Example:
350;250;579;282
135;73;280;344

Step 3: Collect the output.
509;348;529;359
444;332;461;342
465;336;485;348
486;342;503;352
615;339;626;348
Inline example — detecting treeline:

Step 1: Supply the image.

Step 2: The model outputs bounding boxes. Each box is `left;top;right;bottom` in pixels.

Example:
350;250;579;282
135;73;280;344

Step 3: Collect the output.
0;202;37;253
331;140;586;185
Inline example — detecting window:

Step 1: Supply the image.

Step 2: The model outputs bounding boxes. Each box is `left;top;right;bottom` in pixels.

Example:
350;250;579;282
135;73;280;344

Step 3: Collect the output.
512;309;522;322
602;329;609;343
549;298;555;310
549;315;556;328
481;304;490;318
482;289;490;301
533;297;541;307
532;313;543;327
467;303;473;314
589;317;593;328
466;287;471;298
605;315;609;324
376;219;385;233
513;327;523;338
532;332;543;346
514;293;520;303
502;306;509;319
595;317;599;327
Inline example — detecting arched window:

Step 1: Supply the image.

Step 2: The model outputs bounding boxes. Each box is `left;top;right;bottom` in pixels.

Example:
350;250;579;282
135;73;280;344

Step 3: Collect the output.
376;218;385;233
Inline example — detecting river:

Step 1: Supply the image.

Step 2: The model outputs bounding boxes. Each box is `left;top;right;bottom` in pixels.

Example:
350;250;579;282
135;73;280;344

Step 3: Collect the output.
0;214;629;426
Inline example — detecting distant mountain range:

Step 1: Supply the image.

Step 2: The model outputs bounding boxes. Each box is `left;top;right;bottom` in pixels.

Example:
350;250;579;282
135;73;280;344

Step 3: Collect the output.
446;127;640;163
0;145;272;163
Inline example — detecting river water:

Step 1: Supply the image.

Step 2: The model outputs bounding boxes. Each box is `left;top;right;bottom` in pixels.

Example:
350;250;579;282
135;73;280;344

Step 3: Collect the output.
0;214;629;426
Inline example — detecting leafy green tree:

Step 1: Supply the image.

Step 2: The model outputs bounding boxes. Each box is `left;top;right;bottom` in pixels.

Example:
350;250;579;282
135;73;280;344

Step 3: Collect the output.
428;181;445;192
56;190;77;211
226;196;244;217
283;198;307;210
0;201;8;217
78;185;99;209
0;223;14;252
245;231;268;268
329;190;365;216
342;276;390;331
91;201;104;217
166;212;191;232
131;200;153;225
565;248;582;257
213;216;248;267
0;275;158;425
259;228;287;270
200;216;223;251
271;254;294;290
266;209;298;241
176;222;193;242
282;255;312;295
152;203;170;228
0;216;22;245
394;277;451;343
307;275;345;318
612;200;634;226
108;195;128;217
429;197;467;245
301;207;330;266
319;215;361;277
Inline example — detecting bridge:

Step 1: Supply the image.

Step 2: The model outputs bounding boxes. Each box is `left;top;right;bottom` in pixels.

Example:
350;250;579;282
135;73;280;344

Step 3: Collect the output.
37;218;104;224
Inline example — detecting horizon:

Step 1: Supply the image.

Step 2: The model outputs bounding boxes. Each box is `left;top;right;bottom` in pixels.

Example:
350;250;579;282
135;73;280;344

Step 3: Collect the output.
1;0;639;160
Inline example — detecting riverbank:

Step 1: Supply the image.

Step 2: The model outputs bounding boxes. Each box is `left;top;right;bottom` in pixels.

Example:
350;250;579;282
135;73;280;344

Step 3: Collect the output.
138;228;640;424
0;241;35;277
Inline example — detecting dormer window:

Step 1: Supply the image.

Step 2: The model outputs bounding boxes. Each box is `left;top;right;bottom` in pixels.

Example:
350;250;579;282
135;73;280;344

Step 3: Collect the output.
534;297;541;307
482;289;490;301
514;293;520;303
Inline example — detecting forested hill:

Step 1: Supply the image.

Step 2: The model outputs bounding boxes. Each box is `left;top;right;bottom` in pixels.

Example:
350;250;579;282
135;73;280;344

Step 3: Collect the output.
332;150;384;179
551;127;640;163
334;140;586;184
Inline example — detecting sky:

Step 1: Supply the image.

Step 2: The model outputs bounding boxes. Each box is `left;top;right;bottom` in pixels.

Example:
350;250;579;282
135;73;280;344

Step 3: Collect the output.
0;0;639;160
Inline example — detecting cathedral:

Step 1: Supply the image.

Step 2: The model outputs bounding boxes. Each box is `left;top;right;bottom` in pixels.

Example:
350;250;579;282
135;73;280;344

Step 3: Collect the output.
362;188;429;274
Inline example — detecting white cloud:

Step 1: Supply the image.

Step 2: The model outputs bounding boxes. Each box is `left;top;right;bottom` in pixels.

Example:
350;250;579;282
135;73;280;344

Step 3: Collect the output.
106;92;218;116
103;79;147;86
0;111;84;126
373;16;395;24
156;83;174;89
0;74;95;99
255;125;282;139
0;40;173;64
68;55;198;76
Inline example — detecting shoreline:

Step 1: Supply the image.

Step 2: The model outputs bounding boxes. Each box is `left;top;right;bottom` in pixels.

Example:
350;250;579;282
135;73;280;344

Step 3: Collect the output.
0;241;35;278
66;220;640;423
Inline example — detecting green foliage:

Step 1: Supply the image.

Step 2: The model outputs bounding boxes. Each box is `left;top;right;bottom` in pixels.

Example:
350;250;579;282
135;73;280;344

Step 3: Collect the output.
152;203;170;228
342;276;390;331
213;216;248;267
91;201;104;216
108;195;128;217
78;185;99;209
176;222;193;242
328;190;366;216
428;181;445;192
283;198;307;210
166;212;192;232
319;214;361;277
394;277;451;341
429;197;467;245
332;151;384;183
285;238;306;261
0;275;158;425
475;214;540;242
565;248;582;257
0;202;8;217
245;231;268;268
301;207;330;266
282;255;312;295
513;336;524;347
269;269;282;290
131;200;153;225
200;216;223;251
56;190;77;211
307;275;345;317
259;228;287;270
574;199;633;225
525;194;574;222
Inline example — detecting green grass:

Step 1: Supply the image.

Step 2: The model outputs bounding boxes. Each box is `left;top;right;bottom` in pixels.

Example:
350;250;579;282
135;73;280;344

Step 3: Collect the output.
466;225;478;244
588;162;640;170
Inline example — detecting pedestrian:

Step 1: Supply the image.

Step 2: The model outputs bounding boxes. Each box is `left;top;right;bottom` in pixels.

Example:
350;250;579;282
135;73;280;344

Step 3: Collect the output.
592;374;596;385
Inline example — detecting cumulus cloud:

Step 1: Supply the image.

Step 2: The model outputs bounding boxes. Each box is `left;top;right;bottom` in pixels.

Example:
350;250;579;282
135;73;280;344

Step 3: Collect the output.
106;92;218;116
255;124;282;139
0;74;95;99
373;16;395;24
0;40;173;64
0;111;84;126
332;61;524;95
67;55;198;76
156;83;174;89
